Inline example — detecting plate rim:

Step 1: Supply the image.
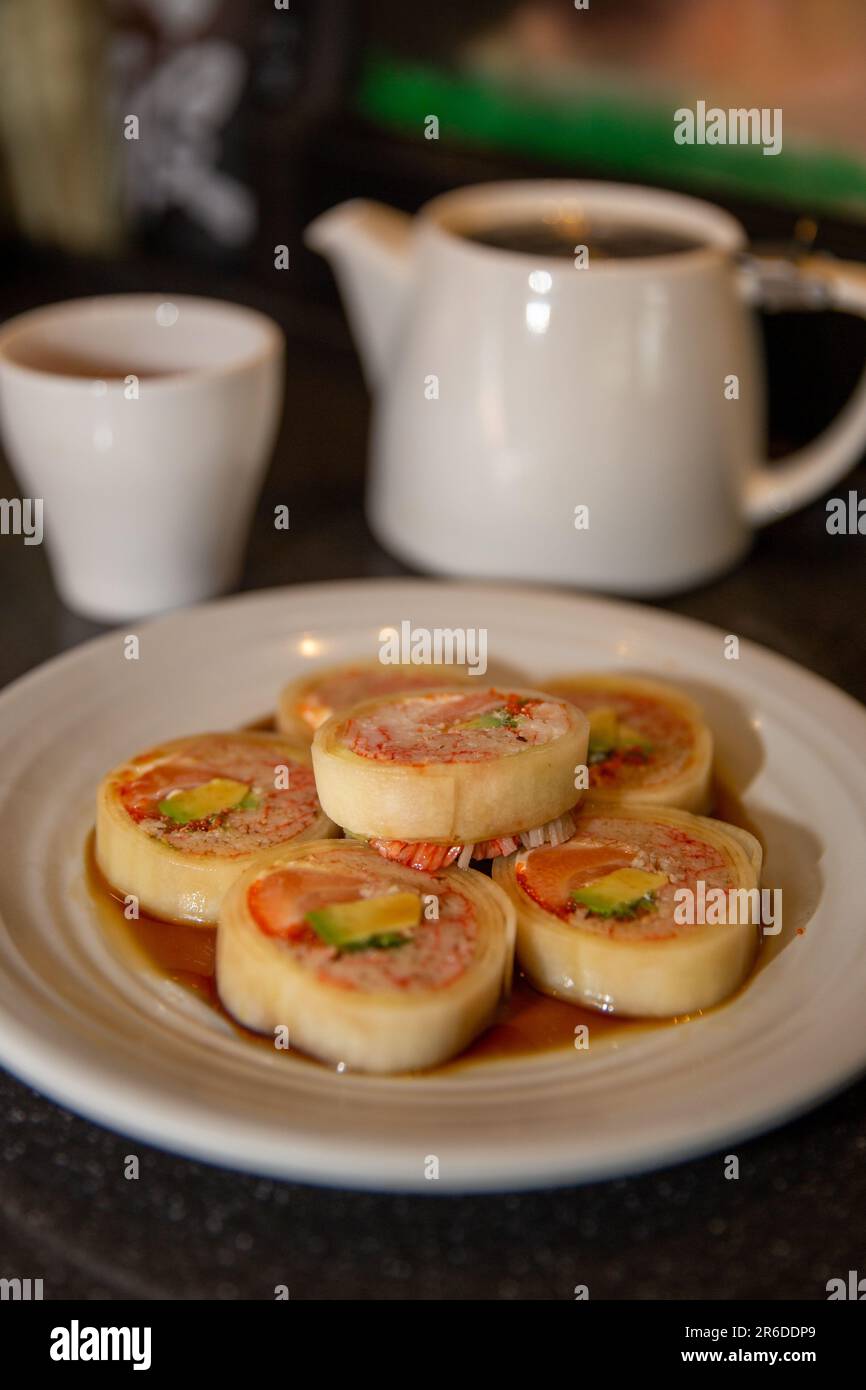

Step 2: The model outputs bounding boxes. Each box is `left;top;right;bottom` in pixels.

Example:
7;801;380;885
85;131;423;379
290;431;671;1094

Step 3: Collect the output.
2;575;865;731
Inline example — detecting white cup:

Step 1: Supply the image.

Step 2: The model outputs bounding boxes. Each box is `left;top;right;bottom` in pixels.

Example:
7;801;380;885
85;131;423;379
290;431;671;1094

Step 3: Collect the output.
0;294;284;620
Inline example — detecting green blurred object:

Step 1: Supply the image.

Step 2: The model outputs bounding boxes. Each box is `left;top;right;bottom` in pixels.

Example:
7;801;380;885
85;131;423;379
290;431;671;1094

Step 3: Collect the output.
357;49;866;222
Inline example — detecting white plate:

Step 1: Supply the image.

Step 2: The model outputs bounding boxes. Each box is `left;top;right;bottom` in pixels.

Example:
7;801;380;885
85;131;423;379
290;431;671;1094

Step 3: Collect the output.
0;579;864;1192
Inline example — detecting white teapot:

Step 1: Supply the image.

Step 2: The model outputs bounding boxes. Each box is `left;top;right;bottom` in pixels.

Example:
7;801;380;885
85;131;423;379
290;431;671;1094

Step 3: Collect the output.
307;181;866;594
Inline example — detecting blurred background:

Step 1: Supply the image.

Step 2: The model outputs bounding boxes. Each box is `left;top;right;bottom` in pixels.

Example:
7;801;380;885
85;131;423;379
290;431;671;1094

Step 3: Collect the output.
1;0;865;677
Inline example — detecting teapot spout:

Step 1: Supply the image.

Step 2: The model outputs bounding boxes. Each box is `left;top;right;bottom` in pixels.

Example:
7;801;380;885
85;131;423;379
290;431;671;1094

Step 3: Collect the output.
305;200;414;388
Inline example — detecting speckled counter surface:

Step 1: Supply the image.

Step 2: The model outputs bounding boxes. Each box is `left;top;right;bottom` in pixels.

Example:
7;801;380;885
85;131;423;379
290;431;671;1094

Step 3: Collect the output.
2;308;865;1300
1;1075;865;1300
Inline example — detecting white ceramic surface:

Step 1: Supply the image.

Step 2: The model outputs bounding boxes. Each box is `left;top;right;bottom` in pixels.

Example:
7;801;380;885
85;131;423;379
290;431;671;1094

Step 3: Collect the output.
0;579;864;1192
308;181;866;594
0;294;284;620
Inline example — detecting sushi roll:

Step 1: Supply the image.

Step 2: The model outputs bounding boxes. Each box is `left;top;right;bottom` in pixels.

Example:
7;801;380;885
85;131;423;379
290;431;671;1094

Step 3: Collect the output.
96;732;336;925
217;839;516;1073
492;803;761;1018
311;686;589;870
277;657;519;745
542;674;713;813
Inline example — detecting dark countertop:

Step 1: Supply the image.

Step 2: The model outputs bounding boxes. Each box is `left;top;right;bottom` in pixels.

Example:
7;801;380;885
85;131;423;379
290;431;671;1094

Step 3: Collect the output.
2;283;866;1302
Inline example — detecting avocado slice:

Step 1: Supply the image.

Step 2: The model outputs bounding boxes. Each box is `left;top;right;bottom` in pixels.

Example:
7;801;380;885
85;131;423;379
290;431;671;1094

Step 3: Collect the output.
306;892;422;951
457;709;519;731
159;777;251;825
571;867;668;919
587;706;620;762
587;706;653;763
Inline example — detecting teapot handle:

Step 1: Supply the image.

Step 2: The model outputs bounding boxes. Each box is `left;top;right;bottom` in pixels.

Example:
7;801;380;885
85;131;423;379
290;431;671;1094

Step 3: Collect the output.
737;253;866;524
